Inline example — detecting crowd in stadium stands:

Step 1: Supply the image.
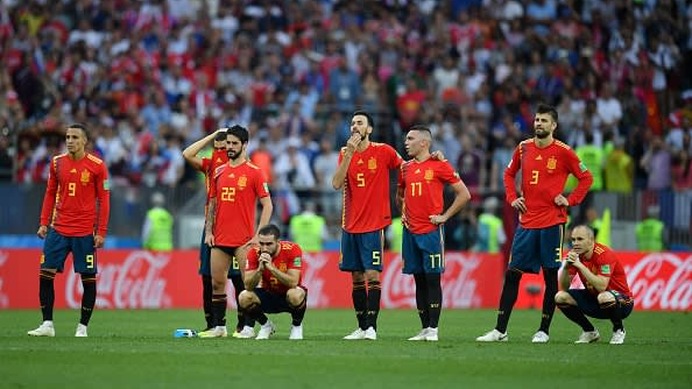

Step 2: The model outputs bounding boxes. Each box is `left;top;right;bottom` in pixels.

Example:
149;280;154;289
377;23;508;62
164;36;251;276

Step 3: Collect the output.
0;0;691;229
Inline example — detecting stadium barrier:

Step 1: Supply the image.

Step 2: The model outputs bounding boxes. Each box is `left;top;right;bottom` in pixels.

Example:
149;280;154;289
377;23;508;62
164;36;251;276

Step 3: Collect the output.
0;249;689;311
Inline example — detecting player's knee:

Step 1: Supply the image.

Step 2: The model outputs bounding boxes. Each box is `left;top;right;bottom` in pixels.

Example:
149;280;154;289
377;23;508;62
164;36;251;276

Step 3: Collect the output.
211;278;226;292
364;270;379;284
238;290;258;309
351;271;365;283
286;287;306;308
555;291;573;304
504;268;522;284
597;291;615;305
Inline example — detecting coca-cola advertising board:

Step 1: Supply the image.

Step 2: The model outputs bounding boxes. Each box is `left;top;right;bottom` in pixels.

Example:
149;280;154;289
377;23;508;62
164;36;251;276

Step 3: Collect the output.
0;249;689;310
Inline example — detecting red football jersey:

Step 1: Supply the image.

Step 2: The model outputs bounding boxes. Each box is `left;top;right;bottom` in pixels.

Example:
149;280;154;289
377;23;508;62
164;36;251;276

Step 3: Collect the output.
504;139;593;228
209;161;270;246
246;241;303;295
568;243;632;297
338;142;402;233
201;149;229;210
398;158;461;234
39;153;111;237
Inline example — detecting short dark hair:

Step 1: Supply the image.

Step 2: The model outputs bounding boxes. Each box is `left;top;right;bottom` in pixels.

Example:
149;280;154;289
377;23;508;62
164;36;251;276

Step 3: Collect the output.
408;124;431;135
214;129;228;141
226;124;249;143
535;103;558;123
67;123;90;140
257;223;281;239
352;110;375;129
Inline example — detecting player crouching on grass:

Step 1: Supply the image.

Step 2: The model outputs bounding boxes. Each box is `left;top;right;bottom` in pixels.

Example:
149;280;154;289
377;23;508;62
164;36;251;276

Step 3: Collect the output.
555;225;634;345
238;224;307;340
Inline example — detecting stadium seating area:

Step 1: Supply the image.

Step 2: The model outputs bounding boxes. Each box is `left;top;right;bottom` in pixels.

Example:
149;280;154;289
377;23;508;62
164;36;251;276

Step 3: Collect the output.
0;0;690;247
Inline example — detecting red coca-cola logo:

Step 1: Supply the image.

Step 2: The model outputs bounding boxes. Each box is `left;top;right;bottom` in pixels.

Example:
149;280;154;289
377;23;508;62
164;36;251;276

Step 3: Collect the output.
66;251;171;309
302;253;330;308
0;251;8;308
625;253;692;310
382;252;484;308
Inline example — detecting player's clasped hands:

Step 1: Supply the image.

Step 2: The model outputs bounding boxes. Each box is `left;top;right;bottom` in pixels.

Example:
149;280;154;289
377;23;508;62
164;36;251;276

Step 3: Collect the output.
565;250;580;266
258;253;271;269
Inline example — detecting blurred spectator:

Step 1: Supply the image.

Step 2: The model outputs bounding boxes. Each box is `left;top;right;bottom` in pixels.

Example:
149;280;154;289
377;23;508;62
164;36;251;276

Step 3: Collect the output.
604;137;634;193
456;133;485;201
635;205;666;252
142;192;174;251
312;137;340;225
289;200;327;253
641;135;672;191
474;196;506;254
489;135;516;192
249;135;274;186
0;135;12;181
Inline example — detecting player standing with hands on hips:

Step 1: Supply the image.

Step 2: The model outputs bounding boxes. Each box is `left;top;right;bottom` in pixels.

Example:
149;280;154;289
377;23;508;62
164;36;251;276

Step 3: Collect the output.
477;103;593;343
397;125;471;341
28;123;111;338
556;225;633;344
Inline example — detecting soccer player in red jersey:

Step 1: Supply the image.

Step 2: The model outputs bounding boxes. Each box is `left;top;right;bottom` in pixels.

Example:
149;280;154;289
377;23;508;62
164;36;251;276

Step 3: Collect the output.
478;103;593;343
332;110;403;340
183;128;243;334
239;224;307;340
199;125;273;338
397;126;471;341
28;123;111;338
556;225;633;344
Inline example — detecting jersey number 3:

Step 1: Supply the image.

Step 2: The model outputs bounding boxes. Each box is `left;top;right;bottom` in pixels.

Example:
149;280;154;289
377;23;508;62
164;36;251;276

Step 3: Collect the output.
530;170;539;185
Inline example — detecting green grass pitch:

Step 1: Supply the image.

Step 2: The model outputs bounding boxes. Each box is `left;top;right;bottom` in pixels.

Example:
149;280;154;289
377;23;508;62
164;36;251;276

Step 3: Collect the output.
1;309;690;389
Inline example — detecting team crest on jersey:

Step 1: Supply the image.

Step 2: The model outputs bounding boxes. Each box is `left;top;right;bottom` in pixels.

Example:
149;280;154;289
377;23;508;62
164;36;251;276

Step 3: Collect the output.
80;170;91;185
600;264;611;274
238;175;247;189
547;156;557;171
279;263;287;272
368;157;377;170
424;169;434;181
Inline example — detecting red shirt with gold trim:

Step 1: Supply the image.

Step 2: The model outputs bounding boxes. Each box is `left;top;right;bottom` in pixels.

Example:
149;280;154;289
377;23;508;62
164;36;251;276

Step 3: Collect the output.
246;241;303;295
398;157;461;234
338;142;402;233
39;153;111;237
209;161;270;246
568;243;632;297
504;139;593;228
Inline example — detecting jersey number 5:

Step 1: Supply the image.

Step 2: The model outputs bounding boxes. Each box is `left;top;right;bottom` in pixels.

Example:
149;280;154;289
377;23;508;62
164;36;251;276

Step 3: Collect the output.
356;173;365;187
